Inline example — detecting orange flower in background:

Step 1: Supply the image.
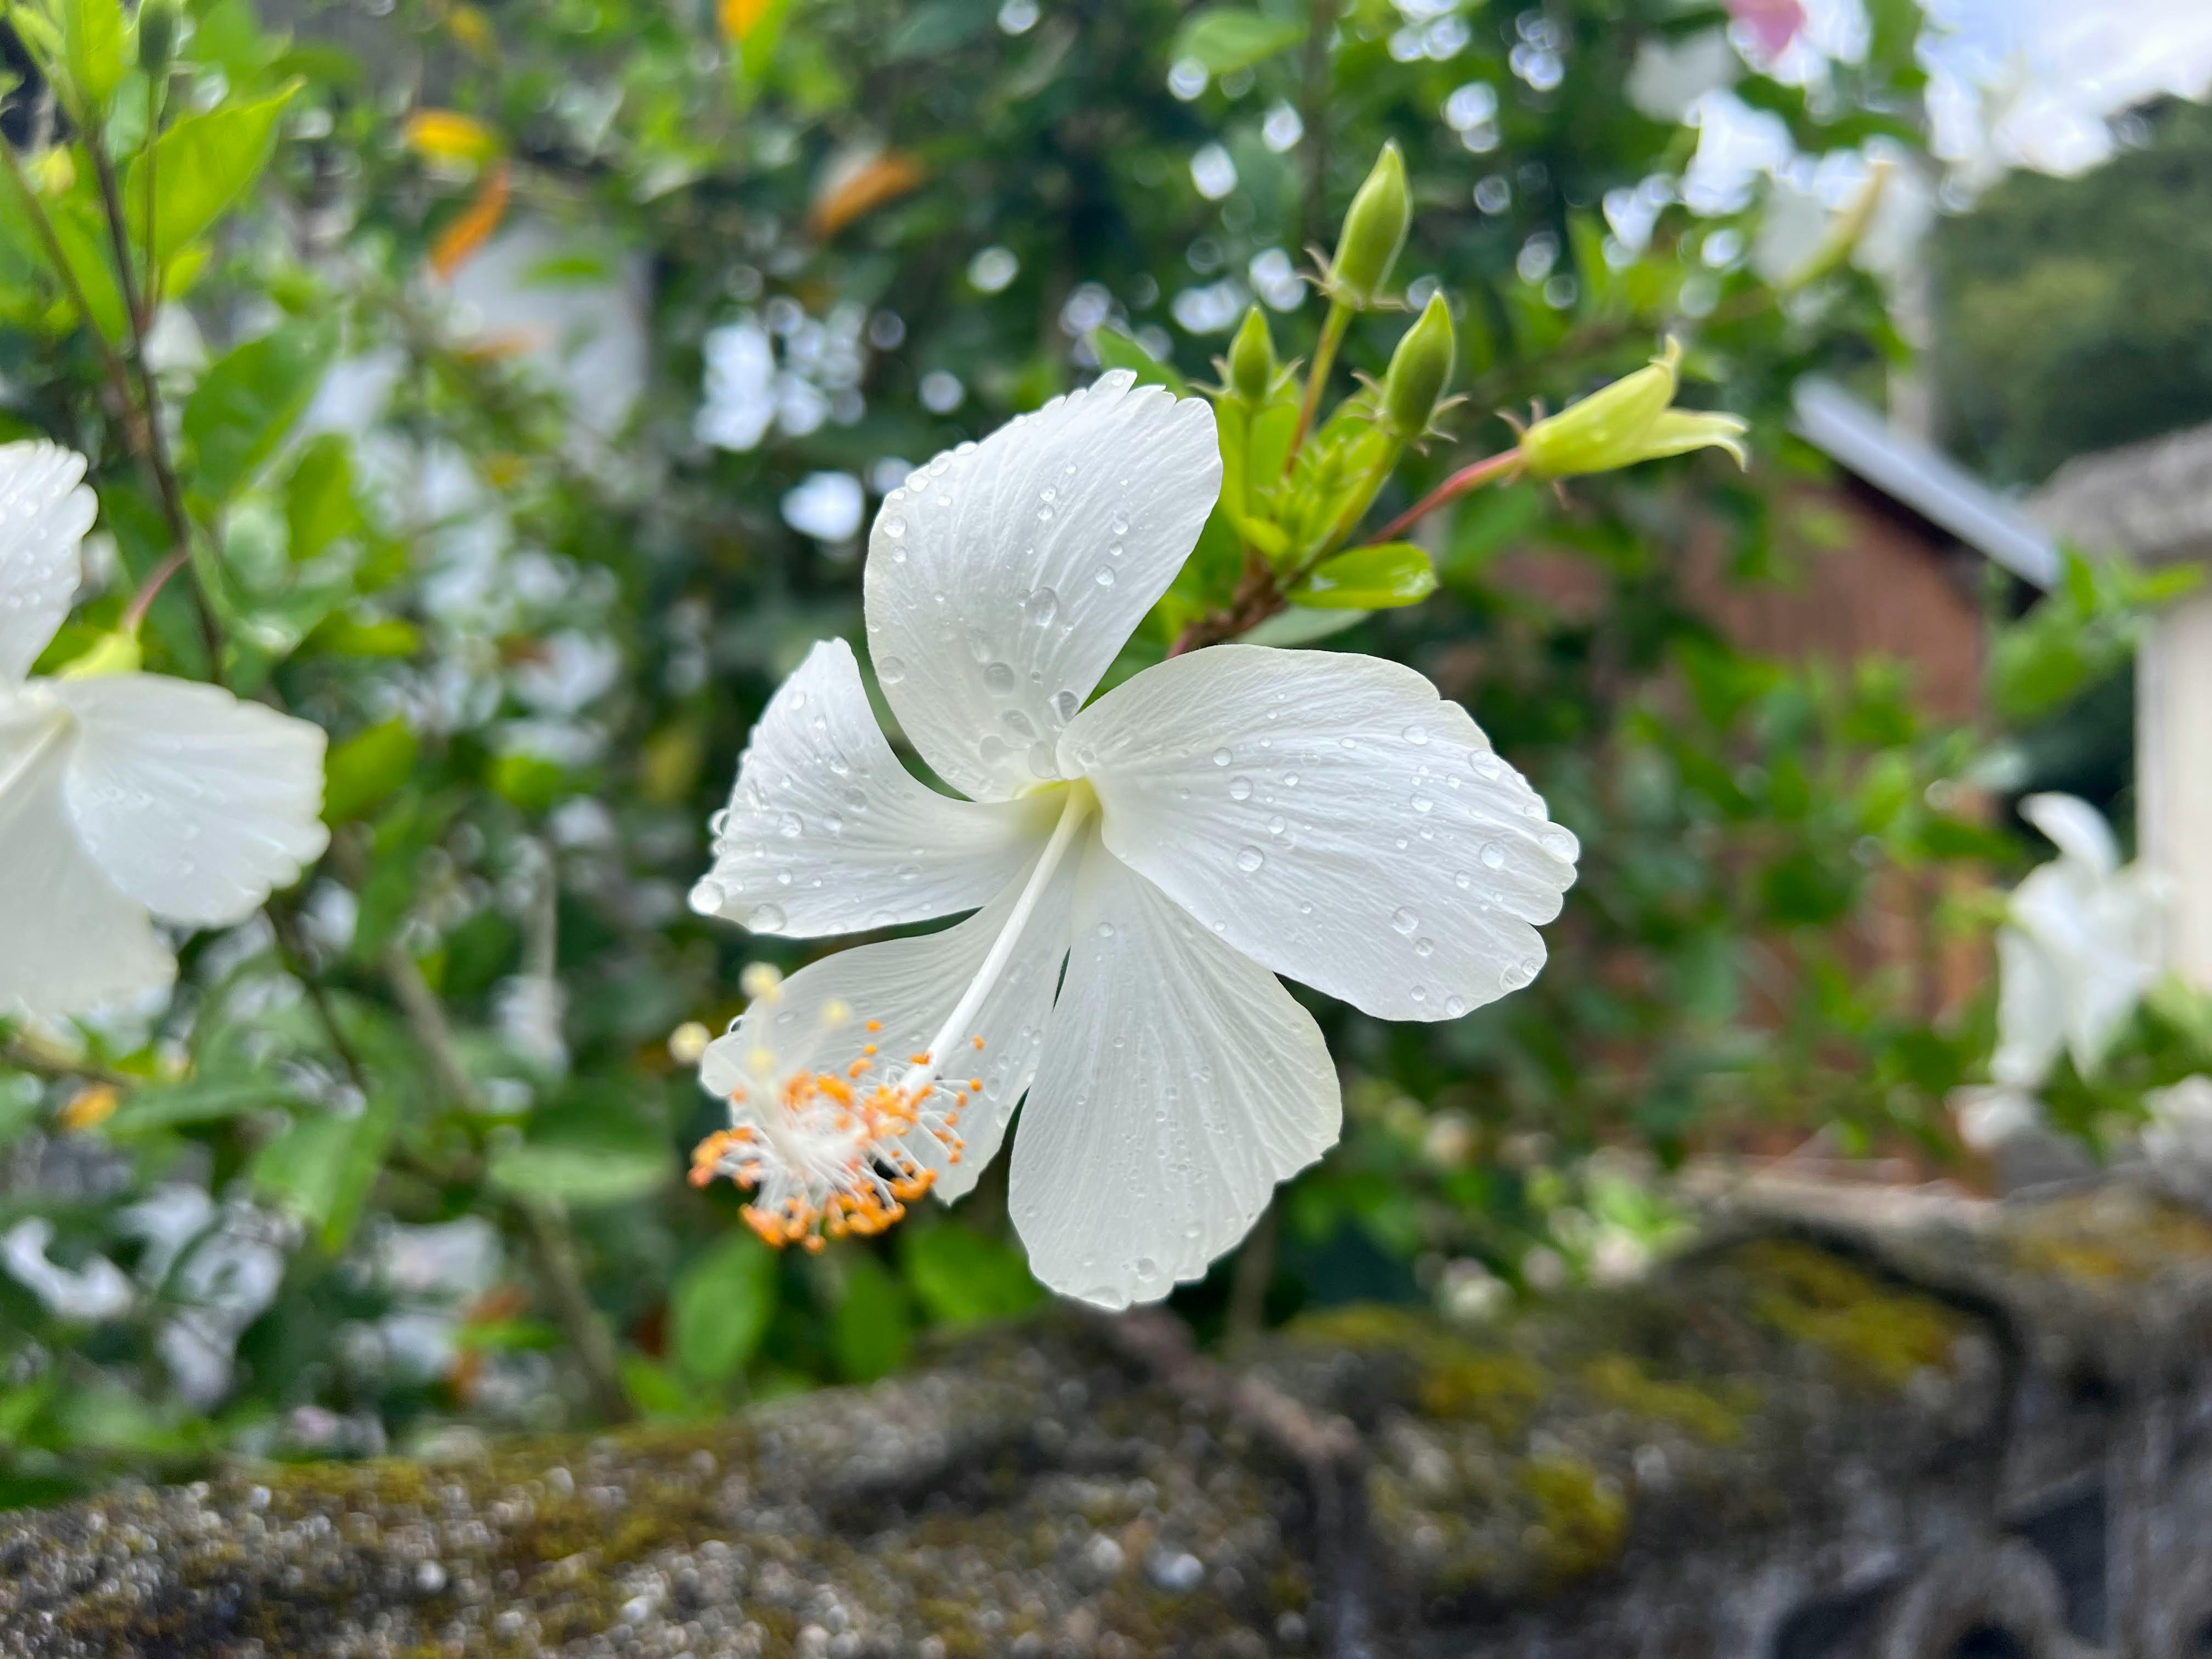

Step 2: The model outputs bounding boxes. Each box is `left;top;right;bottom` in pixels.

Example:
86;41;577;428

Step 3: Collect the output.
56;1084;119;1132
430;161;512;278
806;148;925;239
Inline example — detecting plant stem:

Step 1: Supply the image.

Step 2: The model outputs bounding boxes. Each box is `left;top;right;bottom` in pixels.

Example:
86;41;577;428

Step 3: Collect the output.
0;143;141;438
1285;299;1350;474
1366;447;1522;545
382;940;634;1425
1296;0;1333;248
85;130;221;666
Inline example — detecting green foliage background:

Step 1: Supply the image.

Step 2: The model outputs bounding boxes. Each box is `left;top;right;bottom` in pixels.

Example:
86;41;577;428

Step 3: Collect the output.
0;0;2166;1501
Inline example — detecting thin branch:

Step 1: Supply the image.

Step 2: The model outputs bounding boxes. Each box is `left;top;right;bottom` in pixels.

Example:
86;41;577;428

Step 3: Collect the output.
381;940;634;1425
1366;446;1522;546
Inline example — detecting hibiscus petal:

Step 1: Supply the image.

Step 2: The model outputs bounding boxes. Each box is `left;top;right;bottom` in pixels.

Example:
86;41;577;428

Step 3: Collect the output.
700;847;1078;1202
50;675;329;928
863;369;1221;802
2020;791;2119;878
0;441;96;685
1991;925;2066;1089
694;638;1054;937
1008;845;1339;1309
1062;644;1578;1021
0;706;174;1016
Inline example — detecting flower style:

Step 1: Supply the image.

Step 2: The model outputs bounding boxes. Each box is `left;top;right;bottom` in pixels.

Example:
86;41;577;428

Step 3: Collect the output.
688;370;1580;1308
0;441;329;1017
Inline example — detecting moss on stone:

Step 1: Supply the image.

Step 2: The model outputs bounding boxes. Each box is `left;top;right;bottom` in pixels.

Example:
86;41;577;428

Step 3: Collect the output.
1518;1455;1630;1588
1578;1354;1753;1445
1737;1239;1964;1390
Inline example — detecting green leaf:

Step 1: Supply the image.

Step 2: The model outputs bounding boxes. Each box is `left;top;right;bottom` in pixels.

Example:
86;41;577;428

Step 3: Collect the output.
1172;7;1306;74
183;315;339;505
831;1253;910;1382
284;433;362;563
1090;327;1190;396
62;0;128;116
126;86;300;268
671;1231;779;1385
901;1225;1043;1330
107;1075;296;1134
1292;542;1437;609
251;1093;396;1251
486;1141;670;1207
322;719;418;824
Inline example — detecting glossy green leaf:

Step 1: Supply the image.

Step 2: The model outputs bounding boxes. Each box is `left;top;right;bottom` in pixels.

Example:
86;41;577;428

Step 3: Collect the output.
285;434;362;563
831;1253;910;1382
671;1232;778;1385
107;1075;297;1134
183;315;339;505
486;1142;670;1207
1172;7;1305;73
62;0;128;116
251;1094;396;1251
1090;326;1190;396
1292;541;1437;609
901;1225;1043;1330
322;720;418;824
126;86;300;268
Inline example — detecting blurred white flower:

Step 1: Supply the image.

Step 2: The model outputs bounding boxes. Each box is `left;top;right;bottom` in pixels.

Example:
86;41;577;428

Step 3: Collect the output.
1;1218;134;1321
1992;793;2164;1091
512;631;621;715
1627;28;1737;120
1952;1084;2046;1151
689;371;1578;1307
0;443;329;1018
1262;101;1304;153
781;471;867;543
968;246;1020;294
1190;143;1238;202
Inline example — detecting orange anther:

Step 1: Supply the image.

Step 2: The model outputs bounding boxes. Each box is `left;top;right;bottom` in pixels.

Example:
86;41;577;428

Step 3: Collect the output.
971;1035;986;1050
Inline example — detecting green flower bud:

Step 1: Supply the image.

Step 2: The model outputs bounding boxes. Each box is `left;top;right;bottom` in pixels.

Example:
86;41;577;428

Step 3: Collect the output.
1328;142;1410;309
138;0;181;75
56;631;144;680
1381;291;1455;438
1227;306;1277;404
1518;339;1748;479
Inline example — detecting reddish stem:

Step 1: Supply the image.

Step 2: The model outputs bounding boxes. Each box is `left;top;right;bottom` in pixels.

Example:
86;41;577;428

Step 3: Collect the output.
1366;447;1523;545
122;543;194;635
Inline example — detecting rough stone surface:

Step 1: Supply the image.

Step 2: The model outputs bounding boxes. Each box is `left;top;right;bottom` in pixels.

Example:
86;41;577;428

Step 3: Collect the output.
5;1176;2212;1657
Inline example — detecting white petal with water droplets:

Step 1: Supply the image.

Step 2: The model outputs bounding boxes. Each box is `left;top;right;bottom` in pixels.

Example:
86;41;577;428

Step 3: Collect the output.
0;441;96;685
863;370;1221;802
51;675;329;928
695;638;1055;937
701;848;1080;1201
0;699;175;1016
1008;845;1339;1309
1062;645;1578;1021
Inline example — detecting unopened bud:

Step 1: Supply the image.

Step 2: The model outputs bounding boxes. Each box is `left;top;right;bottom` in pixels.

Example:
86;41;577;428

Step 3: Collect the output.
56;632;143;680
1381;291;1455;438
1328;142;1410;308
1518;338;1748;479
1227;306;1276;403
137;0;181;75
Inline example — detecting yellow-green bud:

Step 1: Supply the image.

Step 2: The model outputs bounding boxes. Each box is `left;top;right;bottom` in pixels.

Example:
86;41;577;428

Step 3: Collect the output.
138;0;181;75
1328;142;1411;308
1381;291;1455;438
56;632;144;679
1518;338;1749;479
1227;306;1277;404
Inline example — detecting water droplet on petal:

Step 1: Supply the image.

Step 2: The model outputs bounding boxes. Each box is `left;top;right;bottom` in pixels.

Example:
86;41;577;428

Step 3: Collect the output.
1414;937;1434;957
1445;995;1468;1018
688;878;724;914
1540;830;1577;860
1024;587;1061;627
1211;747;1232;767
877;656;908;685
751;902;787;931
1052;690;1081;722
983;661;1016;694
1480;841;1506;869
1095;567;1116;588
1228;776;1252;801
1392;906;1419;934
1097;922;1116;939
1236;847;1264;873
1403;724;1430;745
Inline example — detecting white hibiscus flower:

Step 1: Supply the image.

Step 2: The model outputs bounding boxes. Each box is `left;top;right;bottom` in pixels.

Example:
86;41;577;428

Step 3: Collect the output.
687;370;1580;1308
0;442;329;1018
1991;791;2163;1092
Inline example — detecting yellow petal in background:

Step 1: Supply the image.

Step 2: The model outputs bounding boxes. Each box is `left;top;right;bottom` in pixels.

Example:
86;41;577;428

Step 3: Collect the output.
718;0;775;40
403;109;502;168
